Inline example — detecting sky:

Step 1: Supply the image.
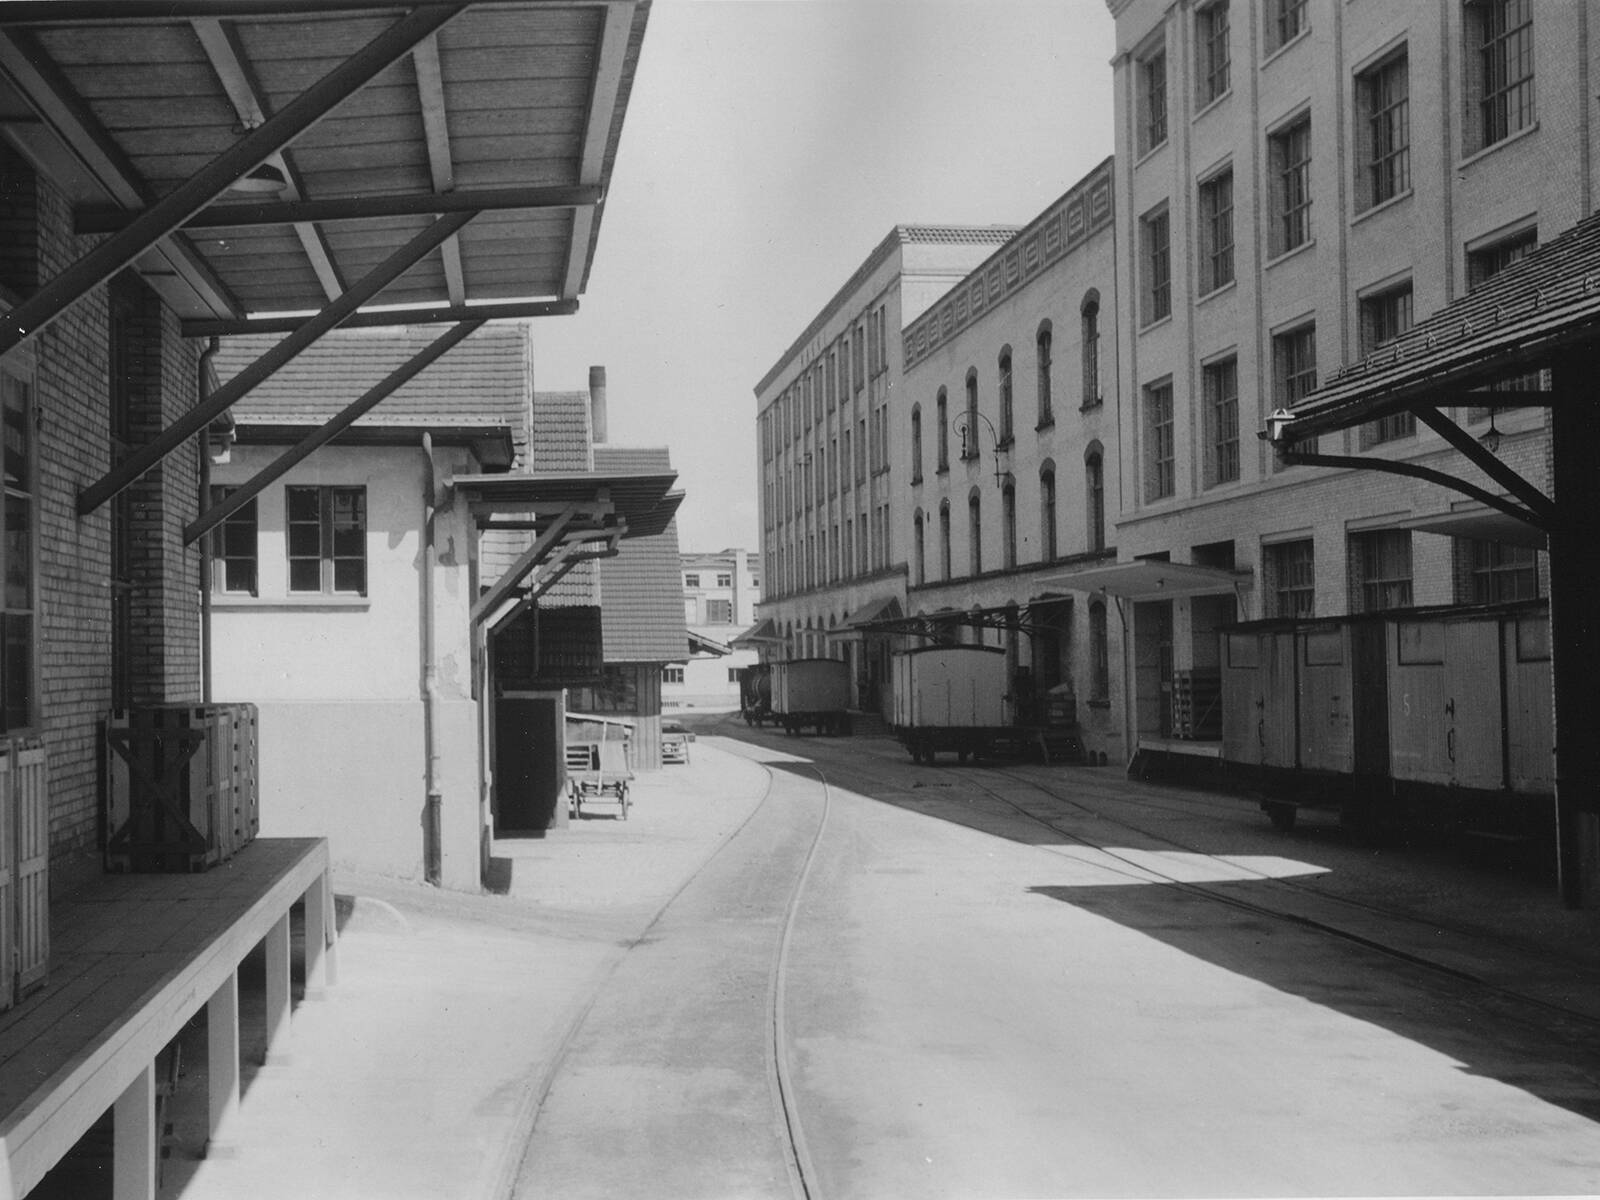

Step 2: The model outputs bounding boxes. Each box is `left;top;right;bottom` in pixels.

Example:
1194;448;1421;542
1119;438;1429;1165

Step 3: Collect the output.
532;0;1118;554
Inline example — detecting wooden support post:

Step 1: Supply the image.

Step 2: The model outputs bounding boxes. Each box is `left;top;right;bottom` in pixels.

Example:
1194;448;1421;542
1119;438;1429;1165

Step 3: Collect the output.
207;970;240;1153
264;913;291;1062
113;1061;156;1200
304;871;331;996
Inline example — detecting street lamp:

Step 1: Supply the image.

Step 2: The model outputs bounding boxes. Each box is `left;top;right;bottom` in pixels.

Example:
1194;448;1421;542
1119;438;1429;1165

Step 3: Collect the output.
950;409;1009;485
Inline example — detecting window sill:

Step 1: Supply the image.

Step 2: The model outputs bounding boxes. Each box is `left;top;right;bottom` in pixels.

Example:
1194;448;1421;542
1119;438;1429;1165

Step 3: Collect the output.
211;594;371;611
1196;278;1237;305
1035;418;1056;432
1264;238;1316;270
1458;120;1541;172
1080;397;1104;413
1139;312;1173;334
1193;88;1231;122
1134;139;1167;169
936;465;950;477
1350;188;1413;227
1261;26;1311;68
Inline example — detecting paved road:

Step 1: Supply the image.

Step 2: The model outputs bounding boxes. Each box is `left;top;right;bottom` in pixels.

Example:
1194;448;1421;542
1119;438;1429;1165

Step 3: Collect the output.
515;720;1600;1199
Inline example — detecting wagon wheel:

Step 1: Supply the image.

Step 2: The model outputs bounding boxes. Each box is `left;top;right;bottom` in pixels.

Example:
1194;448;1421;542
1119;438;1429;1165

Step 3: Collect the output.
1265;802;1296;832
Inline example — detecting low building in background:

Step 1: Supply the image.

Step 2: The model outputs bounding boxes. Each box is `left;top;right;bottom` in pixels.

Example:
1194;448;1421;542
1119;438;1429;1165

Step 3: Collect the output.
668;548;762;711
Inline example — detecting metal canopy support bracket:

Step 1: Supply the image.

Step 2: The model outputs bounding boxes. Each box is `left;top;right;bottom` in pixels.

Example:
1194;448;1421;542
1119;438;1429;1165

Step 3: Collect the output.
183;320;484;546
78;209;477;515
1278;446;1549;532
488;530;620;633
1410;405;1558;526
470;508;584;626
184;298;577;338
0;2;465;358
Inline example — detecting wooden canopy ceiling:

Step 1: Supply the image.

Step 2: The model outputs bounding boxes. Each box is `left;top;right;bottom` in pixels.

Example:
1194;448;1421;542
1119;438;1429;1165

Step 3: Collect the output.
0;0;648;346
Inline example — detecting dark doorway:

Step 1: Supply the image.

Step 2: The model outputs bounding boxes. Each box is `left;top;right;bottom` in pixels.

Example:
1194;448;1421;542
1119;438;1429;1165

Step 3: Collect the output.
495;697;561;834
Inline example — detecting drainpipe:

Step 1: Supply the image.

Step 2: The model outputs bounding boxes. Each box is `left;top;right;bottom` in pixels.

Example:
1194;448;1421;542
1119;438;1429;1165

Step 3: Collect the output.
421;432;442;886
197;336;220;703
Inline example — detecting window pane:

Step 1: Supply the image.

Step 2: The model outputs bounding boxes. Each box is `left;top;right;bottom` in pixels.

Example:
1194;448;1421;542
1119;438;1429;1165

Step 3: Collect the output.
289;558;322;592
287;521;321;559
333;558;366;595
287;486;320;522
4;497;29;610
3;377;29;492
224;556;257;594
3;613;29;731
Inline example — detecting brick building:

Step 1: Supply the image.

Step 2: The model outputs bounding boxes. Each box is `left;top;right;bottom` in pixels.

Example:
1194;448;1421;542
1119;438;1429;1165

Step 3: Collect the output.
1092;0;1592;763
754;225;1020;710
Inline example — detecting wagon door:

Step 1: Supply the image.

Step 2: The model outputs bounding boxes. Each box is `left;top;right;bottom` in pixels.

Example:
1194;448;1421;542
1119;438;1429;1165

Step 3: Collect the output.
1260;630;1298;769
1298;627;1353;773
1221;630;1265;765
1444;618;1504;790
1349;618;1389;778
1503;609;1553;793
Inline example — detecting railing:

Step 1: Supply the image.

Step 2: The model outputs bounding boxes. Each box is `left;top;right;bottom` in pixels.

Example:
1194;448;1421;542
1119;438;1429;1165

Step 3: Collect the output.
106;704;260;874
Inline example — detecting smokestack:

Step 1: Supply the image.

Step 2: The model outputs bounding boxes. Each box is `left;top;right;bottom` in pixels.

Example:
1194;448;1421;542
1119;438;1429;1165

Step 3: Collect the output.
589;365;608;444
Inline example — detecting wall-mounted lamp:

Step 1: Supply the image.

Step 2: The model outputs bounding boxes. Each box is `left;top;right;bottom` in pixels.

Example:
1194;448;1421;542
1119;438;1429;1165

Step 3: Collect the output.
1262;407;1296;444
1479;410;1502;455
950;409;1009;485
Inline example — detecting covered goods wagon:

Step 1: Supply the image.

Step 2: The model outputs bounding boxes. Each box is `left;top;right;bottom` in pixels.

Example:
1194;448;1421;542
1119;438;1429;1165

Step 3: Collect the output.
770;658;853;735
891;645;1009;763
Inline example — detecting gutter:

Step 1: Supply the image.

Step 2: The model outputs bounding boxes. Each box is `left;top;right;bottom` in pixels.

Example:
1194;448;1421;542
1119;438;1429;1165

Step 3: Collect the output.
421;432;442;886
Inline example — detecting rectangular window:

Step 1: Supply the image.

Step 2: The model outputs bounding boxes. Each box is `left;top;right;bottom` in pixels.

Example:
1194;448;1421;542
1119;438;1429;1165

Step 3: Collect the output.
716;572;732;588
1266;539;1315;618
1139;46;1168;153
706;598;734;623
1472;0;1535;150
0;371;34;731
1351;529;1412;612
1144;381;1175;502
1358;51;1410;209
663;665;684;685
1467;227;1540;414
1460;538;1539;603
1266;0;1307;53
209;486;258;595
1273;324;1317;405
1141;207;1171;324
1359;285;1415;444
1197;1;1230;106
684;572;700;587
1204;357;1239;485
1198;170;1234;293
286;485;366;595
1269;117;1312;256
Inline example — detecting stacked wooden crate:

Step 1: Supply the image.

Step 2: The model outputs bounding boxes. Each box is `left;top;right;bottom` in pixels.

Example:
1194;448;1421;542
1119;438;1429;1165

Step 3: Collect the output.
105;704;260;873
1171;669;1223;740
0;736;49;1012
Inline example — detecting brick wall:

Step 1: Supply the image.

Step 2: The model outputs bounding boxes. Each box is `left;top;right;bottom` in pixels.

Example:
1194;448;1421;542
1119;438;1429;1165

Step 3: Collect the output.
17;160;203;881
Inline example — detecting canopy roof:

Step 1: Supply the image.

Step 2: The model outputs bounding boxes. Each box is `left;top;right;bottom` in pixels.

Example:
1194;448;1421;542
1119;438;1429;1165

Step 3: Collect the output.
732;617;784;647
0;1;648;340
1038;560;1253;601
1280;212;1600;439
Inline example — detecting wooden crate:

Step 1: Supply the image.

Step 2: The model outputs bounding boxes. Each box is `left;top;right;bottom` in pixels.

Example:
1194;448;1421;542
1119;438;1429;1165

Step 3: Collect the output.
106;705;258;873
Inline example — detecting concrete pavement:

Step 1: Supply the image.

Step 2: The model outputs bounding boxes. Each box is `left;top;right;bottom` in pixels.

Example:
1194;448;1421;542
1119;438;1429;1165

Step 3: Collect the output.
162;730;1600;1198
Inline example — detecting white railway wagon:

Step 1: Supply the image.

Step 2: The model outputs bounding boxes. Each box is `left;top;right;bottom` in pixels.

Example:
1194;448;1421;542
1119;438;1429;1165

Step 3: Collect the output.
771;658;854;735
891;645;1008;763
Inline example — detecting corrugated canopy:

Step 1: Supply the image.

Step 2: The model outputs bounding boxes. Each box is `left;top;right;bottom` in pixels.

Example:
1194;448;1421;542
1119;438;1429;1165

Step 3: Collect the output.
453;469;678;538
0;1;649;340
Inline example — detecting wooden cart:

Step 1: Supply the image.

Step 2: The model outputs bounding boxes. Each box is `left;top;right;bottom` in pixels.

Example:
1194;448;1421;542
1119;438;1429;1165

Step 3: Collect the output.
565;736;632;819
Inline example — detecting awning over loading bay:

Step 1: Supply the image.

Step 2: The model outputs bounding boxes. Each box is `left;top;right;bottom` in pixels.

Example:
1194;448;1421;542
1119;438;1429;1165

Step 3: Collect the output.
0;0;650;524
1037;560;1253;602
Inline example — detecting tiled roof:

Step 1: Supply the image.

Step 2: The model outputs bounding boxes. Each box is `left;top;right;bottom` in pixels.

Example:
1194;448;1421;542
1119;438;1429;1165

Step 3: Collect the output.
595;445;685;663
215;324;530;433
530;390;592;471
1292;211;1600;434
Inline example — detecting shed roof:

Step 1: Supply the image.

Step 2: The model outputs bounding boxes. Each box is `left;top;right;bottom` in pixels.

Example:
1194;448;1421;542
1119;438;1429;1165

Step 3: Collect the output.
594;444;684;664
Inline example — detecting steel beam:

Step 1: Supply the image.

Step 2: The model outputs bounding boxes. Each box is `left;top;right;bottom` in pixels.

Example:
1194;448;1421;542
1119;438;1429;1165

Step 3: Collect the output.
79;210;475;515
0;1;632;21
78;185;603;235
0;4;464;357
562;0;632;299
1412;405;1558;525
185;320;483;545
1279;447;1548;531
183;297;575;337
471;509;582;625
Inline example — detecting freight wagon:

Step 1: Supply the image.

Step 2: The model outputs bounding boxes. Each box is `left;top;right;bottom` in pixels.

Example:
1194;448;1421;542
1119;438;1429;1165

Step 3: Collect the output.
1220;600;1552;841
738;663;774;727
891;645;1010;764
770;658;854;735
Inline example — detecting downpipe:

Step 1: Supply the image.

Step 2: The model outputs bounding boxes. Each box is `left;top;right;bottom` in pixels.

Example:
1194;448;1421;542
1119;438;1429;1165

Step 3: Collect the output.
197;335;220;703
422;433;442;885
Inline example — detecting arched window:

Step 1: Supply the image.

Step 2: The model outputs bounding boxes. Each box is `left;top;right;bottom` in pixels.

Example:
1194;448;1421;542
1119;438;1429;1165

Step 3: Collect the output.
1081;290;1101;407
913;509;926;585
1085;442;1106;552
1090;601;1110;701
968;488;983;576
936;388;949;470
1039;461;1058;561
963;370;979;460
1001;477;1017;569
939;500;952;580
910;403;923;482
998;347;1014;443
1036;320;1054;426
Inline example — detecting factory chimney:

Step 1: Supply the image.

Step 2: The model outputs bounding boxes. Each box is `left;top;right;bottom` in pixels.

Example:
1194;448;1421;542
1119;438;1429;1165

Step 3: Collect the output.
589;365;608;445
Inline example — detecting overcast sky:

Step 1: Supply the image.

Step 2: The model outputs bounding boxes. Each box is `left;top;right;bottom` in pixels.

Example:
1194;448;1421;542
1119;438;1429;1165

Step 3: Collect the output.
532;0;1118;554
